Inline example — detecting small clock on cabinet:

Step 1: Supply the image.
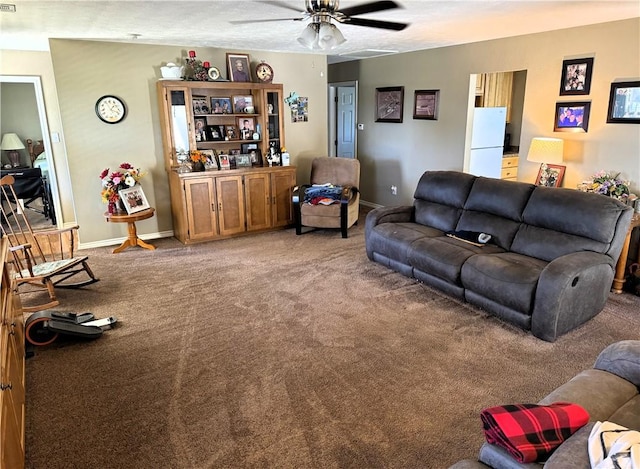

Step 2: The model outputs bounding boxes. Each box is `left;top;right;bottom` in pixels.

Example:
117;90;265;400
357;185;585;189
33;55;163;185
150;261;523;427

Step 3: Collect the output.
95;95;126;124
255;62;274;83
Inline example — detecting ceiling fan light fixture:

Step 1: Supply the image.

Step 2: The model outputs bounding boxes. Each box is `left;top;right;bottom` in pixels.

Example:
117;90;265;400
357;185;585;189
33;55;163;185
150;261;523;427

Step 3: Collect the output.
318;22;345;50
297;23;319;49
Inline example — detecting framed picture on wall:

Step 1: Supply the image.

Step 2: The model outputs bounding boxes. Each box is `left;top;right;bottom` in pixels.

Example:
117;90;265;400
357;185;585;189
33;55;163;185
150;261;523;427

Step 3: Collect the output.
553;101;591;132
606;81;640;124
227;53;252;82
413;89;439;120
559;57;594;96
375;86;404;123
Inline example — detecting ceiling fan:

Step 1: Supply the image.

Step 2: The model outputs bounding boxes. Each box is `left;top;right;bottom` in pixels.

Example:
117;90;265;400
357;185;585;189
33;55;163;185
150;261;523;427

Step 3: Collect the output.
231;0;409;50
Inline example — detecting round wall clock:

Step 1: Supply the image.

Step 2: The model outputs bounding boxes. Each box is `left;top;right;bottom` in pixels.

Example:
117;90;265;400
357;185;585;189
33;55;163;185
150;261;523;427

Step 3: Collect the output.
95;95;126;124
208;66;221;81
255;62;274;83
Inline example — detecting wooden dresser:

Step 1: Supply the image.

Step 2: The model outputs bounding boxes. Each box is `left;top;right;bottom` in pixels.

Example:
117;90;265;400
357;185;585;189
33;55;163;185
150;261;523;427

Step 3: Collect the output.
1;237;25;469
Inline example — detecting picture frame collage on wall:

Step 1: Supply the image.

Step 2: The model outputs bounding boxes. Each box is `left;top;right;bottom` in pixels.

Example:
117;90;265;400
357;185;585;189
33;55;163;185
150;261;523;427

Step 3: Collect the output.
554;57;594;133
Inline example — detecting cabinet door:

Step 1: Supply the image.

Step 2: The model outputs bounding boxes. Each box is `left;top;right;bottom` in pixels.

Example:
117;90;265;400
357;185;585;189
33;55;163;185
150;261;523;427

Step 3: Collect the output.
271;170;295;228
184;178;218;240
216;176;246;236
483;72;513;122
264;89;284;155
245;173;271;232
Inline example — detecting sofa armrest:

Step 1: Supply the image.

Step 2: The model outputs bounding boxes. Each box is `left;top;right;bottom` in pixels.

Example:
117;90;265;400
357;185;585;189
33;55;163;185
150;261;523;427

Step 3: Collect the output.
594;340;640;388
531;251;615;342
365;205;414;232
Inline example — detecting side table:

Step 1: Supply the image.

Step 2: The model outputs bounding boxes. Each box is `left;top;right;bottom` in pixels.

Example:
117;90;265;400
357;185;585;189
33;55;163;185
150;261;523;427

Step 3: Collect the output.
104;207;156;254
612;212;640;293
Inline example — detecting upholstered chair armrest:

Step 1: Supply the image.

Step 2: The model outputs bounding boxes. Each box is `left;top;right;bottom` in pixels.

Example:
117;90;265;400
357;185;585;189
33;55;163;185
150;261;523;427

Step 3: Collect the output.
341;185;359;203
531;251;615;342
292;185;311;203
594;340;640;388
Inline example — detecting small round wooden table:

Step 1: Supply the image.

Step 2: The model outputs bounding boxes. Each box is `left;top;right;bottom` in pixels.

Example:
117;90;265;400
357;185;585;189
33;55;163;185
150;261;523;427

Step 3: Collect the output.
104;207;156;254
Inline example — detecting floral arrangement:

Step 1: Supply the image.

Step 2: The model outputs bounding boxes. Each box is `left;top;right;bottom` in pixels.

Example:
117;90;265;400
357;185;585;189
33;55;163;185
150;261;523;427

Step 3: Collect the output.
184;50;209;81
588;170;630;199
100;162;144;204
190;150;207;163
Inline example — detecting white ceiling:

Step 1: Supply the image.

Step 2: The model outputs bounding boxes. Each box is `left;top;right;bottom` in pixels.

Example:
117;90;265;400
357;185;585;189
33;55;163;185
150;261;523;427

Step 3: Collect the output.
1;1;638;64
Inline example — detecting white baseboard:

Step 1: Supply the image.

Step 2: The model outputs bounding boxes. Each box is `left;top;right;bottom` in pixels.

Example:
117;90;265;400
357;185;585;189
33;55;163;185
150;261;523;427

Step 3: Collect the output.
360;200;383;209
79;230;174;250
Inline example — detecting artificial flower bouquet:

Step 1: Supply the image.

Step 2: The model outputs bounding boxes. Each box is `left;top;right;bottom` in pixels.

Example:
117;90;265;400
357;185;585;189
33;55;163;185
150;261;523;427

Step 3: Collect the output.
588;170;630;199
189;150;207;163
100;162;144;204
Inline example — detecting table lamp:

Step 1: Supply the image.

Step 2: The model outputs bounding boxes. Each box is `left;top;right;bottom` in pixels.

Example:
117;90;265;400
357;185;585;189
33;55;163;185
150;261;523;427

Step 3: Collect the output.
526;137;564;185
1;133;25;168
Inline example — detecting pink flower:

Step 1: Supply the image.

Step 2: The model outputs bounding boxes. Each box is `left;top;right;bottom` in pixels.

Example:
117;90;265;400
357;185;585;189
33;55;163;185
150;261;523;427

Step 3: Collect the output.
119;162;133;169
99;168;109;179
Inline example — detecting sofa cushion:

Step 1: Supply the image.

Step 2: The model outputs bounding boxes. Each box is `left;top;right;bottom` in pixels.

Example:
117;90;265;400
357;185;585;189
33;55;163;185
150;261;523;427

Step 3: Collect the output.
461;252;548;314
456;178;534;250
542;423;593;468
595;340;640;388
409;236;504;284
367;222;442;266
413;171;476;232
510;187;630;262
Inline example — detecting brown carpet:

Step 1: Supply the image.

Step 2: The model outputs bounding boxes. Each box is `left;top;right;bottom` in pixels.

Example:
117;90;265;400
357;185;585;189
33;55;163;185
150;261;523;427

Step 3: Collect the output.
24;213;640;469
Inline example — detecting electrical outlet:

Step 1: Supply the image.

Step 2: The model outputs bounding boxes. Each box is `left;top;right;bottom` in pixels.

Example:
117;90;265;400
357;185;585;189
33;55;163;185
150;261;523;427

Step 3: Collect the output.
391;185;397;195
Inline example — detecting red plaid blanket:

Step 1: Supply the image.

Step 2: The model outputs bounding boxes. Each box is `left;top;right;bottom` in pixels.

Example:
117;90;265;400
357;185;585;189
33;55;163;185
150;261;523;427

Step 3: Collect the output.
480;402;589;463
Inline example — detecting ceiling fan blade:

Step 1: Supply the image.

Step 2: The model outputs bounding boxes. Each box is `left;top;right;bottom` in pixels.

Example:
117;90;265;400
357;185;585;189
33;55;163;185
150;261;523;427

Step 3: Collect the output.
342;17;408;31
338;0;401;17
262;1;305;14
230;17;304;25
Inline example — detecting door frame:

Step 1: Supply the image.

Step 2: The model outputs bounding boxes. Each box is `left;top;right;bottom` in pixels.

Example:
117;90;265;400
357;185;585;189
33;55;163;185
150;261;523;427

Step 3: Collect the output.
0;75;62;227
327;80;358;158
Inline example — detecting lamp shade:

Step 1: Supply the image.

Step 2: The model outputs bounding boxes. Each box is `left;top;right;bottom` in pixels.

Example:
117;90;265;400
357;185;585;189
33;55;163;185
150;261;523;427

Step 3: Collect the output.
318;22;345;50
297;23;319;49
526;137;564;164
1;133;25;150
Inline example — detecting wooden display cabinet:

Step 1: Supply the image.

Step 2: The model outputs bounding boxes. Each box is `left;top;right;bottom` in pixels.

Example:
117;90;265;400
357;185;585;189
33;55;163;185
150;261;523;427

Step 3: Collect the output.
1;237;25;469
158;80;296;244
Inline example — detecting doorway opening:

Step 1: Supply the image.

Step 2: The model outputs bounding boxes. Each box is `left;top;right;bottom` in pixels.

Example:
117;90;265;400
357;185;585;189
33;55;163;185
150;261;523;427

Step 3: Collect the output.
328;80;358;158
0;76;62;229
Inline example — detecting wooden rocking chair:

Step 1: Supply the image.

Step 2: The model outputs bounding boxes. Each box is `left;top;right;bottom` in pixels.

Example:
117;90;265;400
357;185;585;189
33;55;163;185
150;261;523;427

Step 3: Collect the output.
1;175;99;312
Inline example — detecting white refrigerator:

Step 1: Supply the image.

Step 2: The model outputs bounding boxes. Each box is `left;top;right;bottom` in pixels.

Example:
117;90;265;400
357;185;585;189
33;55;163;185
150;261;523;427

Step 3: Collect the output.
468;107;507;178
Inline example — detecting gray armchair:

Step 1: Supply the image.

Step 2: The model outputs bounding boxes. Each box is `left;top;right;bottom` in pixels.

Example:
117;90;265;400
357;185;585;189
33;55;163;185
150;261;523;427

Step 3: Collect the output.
293;157;360;238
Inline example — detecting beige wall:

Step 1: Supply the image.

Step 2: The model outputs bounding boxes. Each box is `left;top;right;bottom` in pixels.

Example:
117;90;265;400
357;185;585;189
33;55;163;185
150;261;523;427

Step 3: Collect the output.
330;18;640;207
46;40;328;246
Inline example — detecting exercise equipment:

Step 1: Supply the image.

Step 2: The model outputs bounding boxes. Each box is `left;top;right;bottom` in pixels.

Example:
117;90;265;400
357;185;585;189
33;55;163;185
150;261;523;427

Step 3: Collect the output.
25;311;117;346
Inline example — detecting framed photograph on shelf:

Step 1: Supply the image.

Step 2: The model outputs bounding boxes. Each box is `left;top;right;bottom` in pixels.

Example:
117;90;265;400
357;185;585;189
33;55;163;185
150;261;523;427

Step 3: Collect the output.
218;153;230;170
535;164;566;188
413;89;439;120
207;124;226;141
553;101;591;132
211;97;232;114
375;86;404;123
606;81;640;124
194;117;207;142
232;95;253;113
249;148;262;167
559;58;594;96
241;142;258;154
237;116;255;140
192;95;209;115
200;149;218;170
236;154;252;168
225;125;238;140
118;186;150;214
227;53;252;82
